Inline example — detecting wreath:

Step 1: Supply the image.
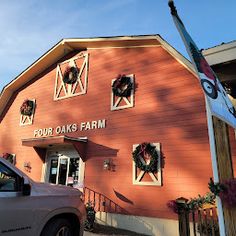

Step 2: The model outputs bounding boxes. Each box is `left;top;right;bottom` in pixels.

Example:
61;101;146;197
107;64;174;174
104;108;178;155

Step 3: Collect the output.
132;142;159;172
20;99;34;116
112;74;133;97
2;153;15;164
63;66;79;84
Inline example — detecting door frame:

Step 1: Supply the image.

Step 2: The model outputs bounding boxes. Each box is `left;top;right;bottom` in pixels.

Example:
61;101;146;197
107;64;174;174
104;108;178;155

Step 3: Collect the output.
43;145;85;188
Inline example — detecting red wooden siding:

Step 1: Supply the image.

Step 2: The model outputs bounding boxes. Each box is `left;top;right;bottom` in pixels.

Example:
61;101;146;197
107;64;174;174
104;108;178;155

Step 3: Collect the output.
0;45;214;219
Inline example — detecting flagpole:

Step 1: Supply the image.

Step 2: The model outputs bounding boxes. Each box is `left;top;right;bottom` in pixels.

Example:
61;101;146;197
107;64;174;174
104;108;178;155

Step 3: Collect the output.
205;97;226;236
168;1;227;235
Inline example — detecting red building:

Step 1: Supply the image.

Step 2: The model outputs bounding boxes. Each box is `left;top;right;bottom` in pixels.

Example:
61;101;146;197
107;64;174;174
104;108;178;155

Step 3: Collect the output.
0;35;222;235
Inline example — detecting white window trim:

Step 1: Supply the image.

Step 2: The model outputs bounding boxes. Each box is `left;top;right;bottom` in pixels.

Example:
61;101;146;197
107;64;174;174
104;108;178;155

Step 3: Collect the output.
19;99;36;126
132;143;162;186
54;52;89;101
111;74;135;111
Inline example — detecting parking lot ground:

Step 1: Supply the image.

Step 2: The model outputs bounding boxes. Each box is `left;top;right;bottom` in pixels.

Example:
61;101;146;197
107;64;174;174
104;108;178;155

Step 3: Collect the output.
84;223;149;236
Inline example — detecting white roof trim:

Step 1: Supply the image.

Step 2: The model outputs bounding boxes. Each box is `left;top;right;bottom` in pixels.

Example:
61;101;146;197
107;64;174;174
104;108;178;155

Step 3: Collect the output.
157;36;196;77
203;41;236;65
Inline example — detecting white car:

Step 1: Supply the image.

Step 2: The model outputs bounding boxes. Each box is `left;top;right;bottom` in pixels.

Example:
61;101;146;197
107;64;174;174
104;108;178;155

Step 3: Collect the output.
0;157;86;236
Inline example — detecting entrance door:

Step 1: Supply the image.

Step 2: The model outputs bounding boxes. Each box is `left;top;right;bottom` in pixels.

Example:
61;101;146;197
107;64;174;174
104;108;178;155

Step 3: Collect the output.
45;147;84;188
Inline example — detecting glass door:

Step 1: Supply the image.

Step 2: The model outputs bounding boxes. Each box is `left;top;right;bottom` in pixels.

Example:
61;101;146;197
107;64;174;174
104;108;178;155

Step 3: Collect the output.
57;157;68;185
47;154;80;187
48;158;58;184
67;157;80;187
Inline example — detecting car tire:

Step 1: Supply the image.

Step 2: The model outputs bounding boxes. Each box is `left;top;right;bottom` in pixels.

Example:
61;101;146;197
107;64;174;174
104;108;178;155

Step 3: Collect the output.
41;218;74;236
201;79;218;99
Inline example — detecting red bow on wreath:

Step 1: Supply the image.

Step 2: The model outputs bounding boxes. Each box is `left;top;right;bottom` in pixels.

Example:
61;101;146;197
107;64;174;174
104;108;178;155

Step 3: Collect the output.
132;142;159;172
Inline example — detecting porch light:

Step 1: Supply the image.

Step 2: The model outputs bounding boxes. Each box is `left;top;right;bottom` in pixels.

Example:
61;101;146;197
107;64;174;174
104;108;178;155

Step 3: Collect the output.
103;159;111;170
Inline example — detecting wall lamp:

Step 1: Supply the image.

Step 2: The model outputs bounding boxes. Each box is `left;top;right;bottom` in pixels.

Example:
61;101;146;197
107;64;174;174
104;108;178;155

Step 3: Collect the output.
24;161;31;172
103;159;112;170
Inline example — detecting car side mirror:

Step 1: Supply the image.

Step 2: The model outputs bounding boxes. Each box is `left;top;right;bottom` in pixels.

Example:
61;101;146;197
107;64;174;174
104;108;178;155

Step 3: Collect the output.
22;177;31;196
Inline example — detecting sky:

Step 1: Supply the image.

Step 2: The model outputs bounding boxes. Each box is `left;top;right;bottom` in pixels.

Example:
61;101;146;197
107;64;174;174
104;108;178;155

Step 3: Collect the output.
0;0;236;92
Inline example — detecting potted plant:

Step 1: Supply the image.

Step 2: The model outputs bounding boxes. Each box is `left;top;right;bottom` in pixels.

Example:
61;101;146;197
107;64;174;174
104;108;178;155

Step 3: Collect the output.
84;202;96;231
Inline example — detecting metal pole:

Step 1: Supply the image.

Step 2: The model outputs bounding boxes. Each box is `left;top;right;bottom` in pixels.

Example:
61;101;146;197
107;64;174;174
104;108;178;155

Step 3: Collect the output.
205;97;226;236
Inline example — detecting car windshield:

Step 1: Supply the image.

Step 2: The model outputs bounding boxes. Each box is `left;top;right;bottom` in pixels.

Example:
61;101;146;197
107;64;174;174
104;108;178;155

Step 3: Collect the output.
0;157;34;183
0;162;15;177
0;161;19;191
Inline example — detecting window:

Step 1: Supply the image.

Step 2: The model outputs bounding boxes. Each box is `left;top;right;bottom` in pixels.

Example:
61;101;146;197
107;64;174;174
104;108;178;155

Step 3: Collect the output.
19;99;36;126
48;157;80;186
0;162;20;192
111;74;135;111
54;53;89;101
132;143;162;186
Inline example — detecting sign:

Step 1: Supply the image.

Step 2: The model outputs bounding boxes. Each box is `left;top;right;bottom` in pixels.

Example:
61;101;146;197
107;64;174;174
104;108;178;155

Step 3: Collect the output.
168;0;236;129
67;177;74;185
33;119;106;137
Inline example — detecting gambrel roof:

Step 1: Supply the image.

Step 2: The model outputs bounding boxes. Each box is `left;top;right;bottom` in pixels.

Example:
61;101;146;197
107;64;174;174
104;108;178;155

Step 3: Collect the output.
0;34;195;117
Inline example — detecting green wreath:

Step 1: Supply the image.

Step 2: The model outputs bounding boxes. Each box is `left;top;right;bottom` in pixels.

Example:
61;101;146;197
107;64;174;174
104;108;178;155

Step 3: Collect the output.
63;66;79;84
2;153;15;164
132;142;159;172
20;99;35;116
112;75;133;97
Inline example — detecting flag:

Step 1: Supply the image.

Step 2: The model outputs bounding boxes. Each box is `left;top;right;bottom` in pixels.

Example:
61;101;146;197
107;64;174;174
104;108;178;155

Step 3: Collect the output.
168;0;236;129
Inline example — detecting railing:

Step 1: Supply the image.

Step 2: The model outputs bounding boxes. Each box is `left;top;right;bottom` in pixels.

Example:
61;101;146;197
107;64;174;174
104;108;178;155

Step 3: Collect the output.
82;187;128;214
178;204;219;236
191;205;219;236
83;188;219;235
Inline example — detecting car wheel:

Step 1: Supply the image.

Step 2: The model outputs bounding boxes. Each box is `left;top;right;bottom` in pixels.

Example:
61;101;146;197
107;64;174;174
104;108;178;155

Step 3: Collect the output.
41;218;73;236
201;79;218;99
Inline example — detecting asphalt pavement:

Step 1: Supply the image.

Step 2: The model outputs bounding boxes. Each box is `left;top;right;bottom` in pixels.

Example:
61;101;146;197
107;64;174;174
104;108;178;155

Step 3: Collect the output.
83;223;149;236
84;232;106;236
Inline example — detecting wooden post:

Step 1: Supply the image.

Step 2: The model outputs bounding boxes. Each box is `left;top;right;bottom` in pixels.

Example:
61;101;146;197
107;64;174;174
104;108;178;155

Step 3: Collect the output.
178;211;190;236
176;197;190;236
212;116;236;236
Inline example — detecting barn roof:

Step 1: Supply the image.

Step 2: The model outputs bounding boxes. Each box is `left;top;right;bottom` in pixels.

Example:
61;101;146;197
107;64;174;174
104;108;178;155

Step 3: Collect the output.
0;34;195;117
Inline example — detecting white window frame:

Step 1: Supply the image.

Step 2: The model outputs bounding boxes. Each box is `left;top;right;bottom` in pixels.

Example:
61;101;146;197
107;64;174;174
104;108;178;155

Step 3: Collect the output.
111;74;135;111
132;143;162;186
19;99;36;126
54;52;89;101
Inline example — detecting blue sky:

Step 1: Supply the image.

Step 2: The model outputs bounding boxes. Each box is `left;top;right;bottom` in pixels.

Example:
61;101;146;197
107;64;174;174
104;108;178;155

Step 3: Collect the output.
1;0;236;92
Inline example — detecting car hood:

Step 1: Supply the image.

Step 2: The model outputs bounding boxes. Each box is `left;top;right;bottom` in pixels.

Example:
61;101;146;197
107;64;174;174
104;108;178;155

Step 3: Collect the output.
31;181;82;197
